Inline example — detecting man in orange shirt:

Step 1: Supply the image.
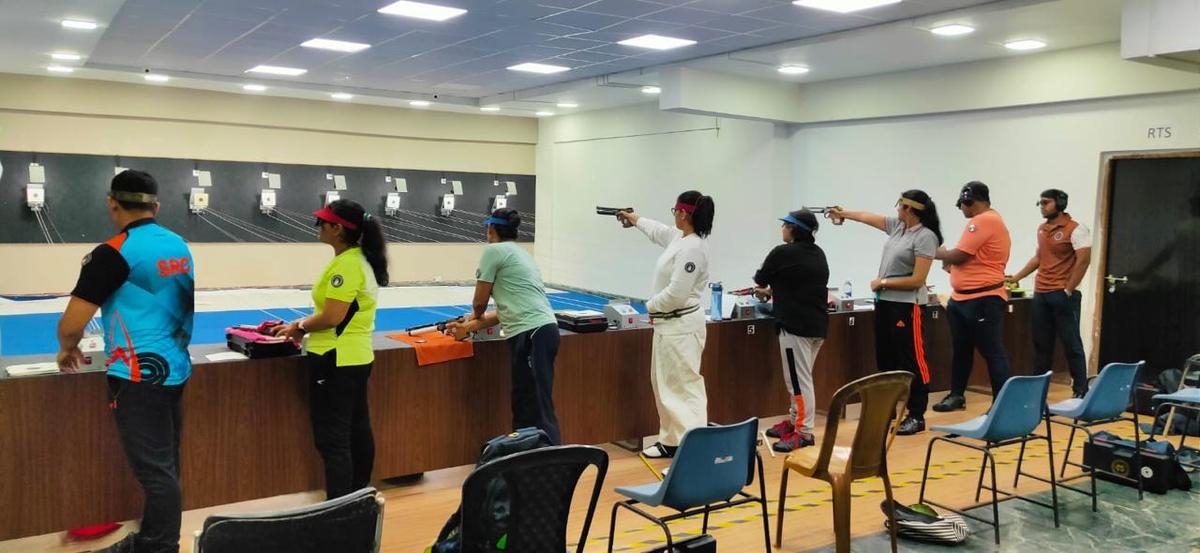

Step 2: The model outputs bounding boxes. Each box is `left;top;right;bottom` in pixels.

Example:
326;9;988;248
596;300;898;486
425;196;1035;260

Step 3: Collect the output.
1006;189;1092;398
933;182;1012;412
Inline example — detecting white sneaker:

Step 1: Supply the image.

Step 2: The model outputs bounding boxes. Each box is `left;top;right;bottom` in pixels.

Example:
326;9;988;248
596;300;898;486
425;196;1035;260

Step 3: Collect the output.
641;442;677;459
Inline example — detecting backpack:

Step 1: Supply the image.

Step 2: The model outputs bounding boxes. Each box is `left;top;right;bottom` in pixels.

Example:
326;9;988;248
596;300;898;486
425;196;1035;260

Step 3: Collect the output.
428;428;553;553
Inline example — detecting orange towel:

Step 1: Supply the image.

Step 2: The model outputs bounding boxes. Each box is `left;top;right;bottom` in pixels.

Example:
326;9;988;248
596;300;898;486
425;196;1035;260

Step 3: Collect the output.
387;332;474;366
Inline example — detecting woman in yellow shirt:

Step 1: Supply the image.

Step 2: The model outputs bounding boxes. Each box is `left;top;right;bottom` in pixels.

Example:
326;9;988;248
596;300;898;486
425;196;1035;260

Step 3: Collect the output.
276;199;389;499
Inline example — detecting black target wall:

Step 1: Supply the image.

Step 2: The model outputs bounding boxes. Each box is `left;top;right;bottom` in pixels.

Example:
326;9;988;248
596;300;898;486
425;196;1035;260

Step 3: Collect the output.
0;150;535;244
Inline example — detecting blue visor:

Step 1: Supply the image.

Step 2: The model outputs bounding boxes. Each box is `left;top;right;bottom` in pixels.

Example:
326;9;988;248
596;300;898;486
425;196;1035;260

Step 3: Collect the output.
780;214;812;233
483;216;509;227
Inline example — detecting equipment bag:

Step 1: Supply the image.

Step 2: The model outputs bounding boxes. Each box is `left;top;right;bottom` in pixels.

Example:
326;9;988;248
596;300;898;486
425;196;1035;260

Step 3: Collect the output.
429;428;553;553
1083;431;1192;494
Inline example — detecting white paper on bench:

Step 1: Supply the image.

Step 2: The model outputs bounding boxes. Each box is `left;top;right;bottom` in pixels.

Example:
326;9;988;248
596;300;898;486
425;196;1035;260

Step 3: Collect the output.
5;362;60;377
206;351;248;362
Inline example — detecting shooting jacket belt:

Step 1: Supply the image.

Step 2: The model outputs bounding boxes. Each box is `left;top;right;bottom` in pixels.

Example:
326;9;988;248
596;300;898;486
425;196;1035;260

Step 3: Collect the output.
649;305;701;321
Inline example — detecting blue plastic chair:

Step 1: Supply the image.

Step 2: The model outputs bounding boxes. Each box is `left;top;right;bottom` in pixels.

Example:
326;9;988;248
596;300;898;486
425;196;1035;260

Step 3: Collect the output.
607;418;769;552
918;372;1059;545
1047;361;1145;509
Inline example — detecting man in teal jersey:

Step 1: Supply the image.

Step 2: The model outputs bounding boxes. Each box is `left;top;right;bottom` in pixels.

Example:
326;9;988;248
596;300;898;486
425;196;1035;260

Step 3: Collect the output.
58;170;195;553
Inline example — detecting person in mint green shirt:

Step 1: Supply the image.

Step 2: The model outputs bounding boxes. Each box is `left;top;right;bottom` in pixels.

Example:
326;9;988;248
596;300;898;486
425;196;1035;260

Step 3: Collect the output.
448;208;562;444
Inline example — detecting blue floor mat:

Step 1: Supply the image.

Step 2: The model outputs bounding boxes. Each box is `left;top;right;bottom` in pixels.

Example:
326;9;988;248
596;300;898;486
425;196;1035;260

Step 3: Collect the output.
0;291;640;357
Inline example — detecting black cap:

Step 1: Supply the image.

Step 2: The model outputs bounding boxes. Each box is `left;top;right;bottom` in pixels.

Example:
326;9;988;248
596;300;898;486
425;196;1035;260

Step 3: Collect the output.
956;181;989;207
110;169;158;204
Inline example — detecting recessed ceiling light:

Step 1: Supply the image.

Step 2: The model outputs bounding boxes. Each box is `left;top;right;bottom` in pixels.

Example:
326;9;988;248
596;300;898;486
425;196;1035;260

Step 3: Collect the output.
507;62;571;74
792;0;901;14
480;106;501;112
535;111;555;116
61;19;98;30
618;34;697;50
641;86;661;95
378;0;467;21
46;65;75;74
50;52;82;61
1004;39;1046;51
410;100;431;107
301;38;371;53
930;24;975;36
777;65;810;75
246;65;308;76
243;84;267;92
331;93;354;100
144;74;169;83
556;102;578;108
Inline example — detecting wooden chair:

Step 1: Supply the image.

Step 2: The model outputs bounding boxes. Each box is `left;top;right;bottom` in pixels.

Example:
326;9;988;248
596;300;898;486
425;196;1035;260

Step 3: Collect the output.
775;371;912;553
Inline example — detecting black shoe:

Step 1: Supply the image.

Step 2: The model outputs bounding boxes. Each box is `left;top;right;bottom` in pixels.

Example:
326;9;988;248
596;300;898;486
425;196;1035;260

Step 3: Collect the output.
932;394;966;412
91;533;138;553
1072;391;1087;399
897;416;925;436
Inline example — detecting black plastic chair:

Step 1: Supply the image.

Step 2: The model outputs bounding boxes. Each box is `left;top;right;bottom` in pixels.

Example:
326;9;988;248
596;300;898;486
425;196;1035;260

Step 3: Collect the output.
459;444;609;553
193;487;383;553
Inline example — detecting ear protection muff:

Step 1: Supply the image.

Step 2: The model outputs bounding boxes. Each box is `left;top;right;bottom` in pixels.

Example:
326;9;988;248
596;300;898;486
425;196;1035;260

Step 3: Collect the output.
1040;189;1069;213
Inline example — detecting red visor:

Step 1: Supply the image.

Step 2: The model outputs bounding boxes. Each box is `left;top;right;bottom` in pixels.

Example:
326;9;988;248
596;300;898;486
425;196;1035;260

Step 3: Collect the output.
673;202;697;214
313;206;359;230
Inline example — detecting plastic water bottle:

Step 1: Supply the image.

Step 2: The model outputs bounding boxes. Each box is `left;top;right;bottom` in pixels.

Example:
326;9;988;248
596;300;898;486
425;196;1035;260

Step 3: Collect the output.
710;282;724;321
843;280;853;299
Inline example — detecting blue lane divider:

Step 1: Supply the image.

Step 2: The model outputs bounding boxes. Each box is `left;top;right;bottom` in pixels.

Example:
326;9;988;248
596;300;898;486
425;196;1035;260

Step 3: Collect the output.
0;291;645;357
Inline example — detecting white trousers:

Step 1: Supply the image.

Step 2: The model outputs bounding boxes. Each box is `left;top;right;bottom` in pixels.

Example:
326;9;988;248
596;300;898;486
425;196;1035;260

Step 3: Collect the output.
777;330;823;433
650;326;708;446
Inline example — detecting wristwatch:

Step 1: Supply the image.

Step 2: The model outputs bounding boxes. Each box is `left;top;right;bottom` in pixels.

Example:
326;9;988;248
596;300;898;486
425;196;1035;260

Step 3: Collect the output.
297;319;309;334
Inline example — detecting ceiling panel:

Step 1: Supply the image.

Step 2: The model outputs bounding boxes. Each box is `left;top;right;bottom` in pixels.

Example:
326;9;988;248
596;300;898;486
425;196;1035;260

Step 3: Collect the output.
4;0;1091;111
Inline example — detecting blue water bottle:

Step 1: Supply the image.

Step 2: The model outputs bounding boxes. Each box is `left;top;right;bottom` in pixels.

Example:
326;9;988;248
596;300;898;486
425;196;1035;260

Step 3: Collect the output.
710;282;724;321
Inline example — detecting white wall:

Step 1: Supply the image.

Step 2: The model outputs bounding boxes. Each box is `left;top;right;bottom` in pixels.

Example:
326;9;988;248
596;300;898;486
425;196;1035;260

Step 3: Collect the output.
536;102;793;301
536;46;1200;361
793;91;1200;357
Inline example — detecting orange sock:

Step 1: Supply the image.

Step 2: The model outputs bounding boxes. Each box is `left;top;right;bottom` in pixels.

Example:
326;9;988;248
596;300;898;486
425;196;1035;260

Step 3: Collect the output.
793;394;806;432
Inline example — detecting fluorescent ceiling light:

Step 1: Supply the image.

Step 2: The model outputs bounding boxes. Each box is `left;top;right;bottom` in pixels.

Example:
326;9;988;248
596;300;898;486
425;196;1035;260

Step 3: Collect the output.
1004;39;1046;51
144;74;169;83
930;24;975;36
535;111;554;116
641;86;661;95
777;65;810;75
301;38;371;53
507;62;570;74
618;34;697;50
243;84;267;92
51;52;82;61
556;102;578;108
409;100;431;106
246;65;308;76
47;65;75;73
61;19;98;30
793;0;901;14
480;106;501;112
378;1;467;21
331;92;354;100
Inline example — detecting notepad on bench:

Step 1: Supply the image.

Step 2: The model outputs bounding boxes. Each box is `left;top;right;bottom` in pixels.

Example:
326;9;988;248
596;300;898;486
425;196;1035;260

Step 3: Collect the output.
5;362;60;377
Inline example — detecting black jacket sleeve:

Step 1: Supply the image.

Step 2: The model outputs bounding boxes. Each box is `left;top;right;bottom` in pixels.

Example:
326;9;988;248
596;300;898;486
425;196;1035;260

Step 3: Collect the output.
754;246;783;287
70;244;130;306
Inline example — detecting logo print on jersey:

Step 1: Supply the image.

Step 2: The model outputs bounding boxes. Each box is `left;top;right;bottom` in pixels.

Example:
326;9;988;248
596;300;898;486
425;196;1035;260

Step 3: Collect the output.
81;253;92;266
136;352;171;385
1052;231;1064;241
331;275;344;288
684;262;696;273
968;224;977;233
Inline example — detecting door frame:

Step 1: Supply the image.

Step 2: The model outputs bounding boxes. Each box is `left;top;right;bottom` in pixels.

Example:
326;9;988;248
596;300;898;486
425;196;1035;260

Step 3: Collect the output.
1090;149;1200;373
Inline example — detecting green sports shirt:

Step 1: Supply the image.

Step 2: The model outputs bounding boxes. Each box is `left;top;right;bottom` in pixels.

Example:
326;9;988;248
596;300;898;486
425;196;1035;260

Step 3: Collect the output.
307;247;379;366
